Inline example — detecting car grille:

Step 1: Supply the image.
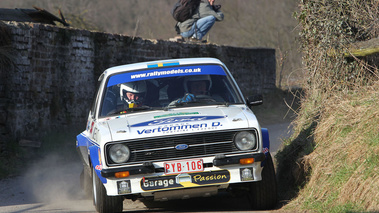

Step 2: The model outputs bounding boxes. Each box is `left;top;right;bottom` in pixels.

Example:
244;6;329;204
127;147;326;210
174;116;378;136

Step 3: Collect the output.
105;129;258;166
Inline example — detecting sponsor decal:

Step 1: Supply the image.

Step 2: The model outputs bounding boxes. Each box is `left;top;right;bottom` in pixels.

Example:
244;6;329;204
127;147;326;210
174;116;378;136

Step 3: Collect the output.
140;170;230;191
132;116;225;135
263;147;269;154
147;61;180;68
86;120;90;131
89;121;94;134
95;165;102;171
136;121;222;135
154;112;199;119
131;116;225;127
117;180;131;194
95;148;102;171
107;65;226;87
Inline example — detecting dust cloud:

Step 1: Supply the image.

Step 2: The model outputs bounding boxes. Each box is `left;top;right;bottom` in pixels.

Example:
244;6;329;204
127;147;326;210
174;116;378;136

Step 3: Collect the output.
21;153;92;209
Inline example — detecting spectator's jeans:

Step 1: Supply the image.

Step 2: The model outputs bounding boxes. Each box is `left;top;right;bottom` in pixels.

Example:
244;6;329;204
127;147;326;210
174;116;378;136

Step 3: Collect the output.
181;15;216;40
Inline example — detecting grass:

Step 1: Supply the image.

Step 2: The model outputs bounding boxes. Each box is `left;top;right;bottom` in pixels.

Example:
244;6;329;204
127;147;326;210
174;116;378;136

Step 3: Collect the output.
281;81;379;212
304;199;363;213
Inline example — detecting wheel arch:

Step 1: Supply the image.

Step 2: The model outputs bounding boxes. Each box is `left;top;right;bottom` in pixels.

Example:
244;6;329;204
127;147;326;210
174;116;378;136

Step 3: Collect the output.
261;128;270;167
89;145;107;184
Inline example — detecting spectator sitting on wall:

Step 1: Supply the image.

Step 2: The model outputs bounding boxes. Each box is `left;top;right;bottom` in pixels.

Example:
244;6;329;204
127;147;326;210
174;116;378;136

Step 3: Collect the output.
172;0;224;43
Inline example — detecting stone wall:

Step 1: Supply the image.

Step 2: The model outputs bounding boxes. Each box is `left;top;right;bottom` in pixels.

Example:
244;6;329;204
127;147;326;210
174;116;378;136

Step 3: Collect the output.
0;21;276;142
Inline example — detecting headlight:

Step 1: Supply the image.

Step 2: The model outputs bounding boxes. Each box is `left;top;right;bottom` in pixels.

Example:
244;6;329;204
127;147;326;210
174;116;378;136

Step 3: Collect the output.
109;144;130;163
234;131;256;150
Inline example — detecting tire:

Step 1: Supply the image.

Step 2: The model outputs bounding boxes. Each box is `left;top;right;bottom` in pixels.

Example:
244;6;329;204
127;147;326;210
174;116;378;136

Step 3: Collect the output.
80;168;92;198
92;168;123;213
249;153;278;210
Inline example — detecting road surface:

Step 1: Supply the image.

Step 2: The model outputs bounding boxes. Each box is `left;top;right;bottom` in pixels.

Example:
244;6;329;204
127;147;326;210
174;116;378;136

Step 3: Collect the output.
0;122;292;213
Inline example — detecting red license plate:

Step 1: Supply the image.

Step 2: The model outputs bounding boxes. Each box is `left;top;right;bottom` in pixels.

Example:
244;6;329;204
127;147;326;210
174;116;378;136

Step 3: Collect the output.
164;159;204;175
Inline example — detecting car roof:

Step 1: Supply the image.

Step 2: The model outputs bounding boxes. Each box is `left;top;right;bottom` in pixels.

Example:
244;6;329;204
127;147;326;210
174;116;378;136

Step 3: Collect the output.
101;58;224;79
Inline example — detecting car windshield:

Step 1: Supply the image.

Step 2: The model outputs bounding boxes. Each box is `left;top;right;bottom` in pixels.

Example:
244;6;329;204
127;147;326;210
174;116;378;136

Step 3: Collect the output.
99;64;243;117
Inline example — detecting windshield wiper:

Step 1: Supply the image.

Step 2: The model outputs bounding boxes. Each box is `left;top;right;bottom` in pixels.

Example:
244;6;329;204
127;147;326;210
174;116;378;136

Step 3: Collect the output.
217;102;230;107
164;101;230;111
108;106;153;115
163;100;198;110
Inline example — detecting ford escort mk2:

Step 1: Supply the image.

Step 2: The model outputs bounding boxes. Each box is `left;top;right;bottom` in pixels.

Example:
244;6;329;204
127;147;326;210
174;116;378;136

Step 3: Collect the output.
76;58;277;212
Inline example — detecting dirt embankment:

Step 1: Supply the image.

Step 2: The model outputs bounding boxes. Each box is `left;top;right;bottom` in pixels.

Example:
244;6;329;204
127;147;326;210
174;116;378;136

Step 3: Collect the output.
274;0;379;212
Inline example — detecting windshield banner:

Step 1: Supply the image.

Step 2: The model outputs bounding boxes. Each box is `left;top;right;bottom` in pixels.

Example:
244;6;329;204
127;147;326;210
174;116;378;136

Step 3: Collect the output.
107;65;226;87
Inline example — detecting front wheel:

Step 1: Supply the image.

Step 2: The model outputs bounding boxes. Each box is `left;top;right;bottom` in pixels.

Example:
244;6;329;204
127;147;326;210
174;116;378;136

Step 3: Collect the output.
92;168;123;213
248;153;278;210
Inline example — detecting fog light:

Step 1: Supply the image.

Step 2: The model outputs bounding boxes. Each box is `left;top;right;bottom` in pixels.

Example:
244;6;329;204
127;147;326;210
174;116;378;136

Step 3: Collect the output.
240;158;254;165
241;168;254;181
115;171;130;178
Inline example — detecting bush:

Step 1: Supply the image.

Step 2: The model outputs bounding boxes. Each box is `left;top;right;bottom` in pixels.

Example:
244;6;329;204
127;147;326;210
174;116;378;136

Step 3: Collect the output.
277;0;379;211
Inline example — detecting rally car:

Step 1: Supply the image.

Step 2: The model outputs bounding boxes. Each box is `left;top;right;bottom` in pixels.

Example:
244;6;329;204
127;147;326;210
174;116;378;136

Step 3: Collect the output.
76;58;277;213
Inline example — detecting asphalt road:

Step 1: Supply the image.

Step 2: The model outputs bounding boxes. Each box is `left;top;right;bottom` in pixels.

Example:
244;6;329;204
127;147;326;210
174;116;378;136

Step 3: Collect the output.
0;122;292;213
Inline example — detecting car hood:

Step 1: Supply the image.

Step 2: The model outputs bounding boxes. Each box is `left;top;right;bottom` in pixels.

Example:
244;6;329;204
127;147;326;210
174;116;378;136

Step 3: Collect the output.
102;105;259;142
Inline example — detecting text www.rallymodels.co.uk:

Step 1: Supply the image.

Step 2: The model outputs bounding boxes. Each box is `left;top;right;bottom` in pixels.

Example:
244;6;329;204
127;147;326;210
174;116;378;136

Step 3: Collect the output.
131;68;201;79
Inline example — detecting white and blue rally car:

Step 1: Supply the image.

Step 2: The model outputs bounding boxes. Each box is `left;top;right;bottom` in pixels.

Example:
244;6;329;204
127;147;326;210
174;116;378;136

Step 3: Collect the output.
76;58;277;213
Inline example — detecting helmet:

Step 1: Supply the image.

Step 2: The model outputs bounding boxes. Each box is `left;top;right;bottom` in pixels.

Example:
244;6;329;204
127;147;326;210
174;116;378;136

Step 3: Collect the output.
183;75;212;95
120;81;147;105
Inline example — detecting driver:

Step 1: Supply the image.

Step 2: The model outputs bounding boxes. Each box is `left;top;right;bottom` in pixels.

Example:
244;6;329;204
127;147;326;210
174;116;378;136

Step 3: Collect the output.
172;75;213;105
119;81;147;108
184;75;212;96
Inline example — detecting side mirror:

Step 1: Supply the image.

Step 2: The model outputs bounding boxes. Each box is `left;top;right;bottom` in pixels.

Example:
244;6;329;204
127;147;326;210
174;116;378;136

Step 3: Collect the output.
246;94;263;107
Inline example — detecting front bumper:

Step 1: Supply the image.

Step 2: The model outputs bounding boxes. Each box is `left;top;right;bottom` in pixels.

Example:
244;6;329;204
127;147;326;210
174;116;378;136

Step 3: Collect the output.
101;153;265;177
101;153;266;196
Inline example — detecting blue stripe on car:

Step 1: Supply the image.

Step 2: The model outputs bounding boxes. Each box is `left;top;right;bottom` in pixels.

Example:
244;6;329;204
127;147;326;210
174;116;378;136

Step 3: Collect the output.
107;64;226;87
261;128;270;167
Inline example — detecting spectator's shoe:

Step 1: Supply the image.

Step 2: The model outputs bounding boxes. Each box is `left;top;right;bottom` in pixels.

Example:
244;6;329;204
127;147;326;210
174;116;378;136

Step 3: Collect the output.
213;5;221;11
188;37;207;44
169;35;185;42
